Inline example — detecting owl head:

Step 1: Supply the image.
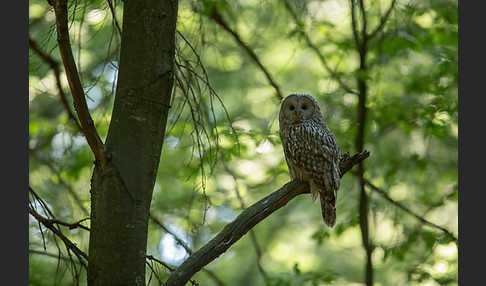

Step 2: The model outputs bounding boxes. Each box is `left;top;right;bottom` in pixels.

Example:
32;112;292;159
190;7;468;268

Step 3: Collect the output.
279;94;322;127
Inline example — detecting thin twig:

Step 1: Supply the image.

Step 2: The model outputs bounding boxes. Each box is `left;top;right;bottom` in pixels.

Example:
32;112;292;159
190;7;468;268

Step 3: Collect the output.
29;37;82;130
29;150;90;216
350;0;361;49
283;0;358;95
367;0;397;41
362;178;458;242
222;162;268;281
29;207;88;269
106;0;122;36
149;214;227;286
29;249;80;262
208;8;283;101
145;255;199;286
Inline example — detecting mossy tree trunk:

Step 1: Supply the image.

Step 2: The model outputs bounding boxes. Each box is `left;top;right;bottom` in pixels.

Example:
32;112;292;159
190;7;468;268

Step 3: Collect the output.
87;0;179;285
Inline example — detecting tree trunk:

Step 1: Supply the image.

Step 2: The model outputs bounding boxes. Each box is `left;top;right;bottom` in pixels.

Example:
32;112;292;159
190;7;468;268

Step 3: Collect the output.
87;1;179;285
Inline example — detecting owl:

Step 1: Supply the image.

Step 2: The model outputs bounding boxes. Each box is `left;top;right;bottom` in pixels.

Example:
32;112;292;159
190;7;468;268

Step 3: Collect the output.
279;94;341;227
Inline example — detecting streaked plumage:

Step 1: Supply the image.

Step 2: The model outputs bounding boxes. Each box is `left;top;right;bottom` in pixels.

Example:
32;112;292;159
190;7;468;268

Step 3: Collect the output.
279;94;341;227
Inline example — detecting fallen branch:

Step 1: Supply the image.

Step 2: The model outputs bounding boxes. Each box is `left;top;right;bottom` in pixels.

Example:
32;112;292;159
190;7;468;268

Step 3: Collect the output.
164;151;370;285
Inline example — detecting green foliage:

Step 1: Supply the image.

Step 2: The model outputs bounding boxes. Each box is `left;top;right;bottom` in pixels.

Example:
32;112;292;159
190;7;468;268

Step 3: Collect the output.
29;0;457;285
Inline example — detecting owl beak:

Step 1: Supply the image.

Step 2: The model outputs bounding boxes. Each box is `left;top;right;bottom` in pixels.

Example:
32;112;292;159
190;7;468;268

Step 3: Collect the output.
295;111;302;120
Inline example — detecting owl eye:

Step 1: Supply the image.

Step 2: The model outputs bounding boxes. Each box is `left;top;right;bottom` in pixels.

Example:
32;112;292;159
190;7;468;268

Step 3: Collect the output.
301;104;308;110
289;105;295;111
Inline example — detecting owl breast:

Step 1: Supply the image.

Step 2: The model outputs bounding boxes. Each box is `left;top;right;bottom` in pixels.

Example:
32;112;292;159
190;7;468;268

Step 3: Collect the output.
281;119;340;184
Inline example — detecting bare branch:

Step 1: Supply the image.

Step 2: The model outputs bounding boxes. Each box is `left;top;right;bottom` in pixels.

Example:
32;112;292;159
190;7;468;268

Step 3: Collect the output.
29;207;88;269
50;0;107;168
149;214;193;255
29;37;82;131
362;178;458;242
29;150;89;216
358;0;368;37
106;0;122;36
283;0;358;95
349;0;361;49
367;0;397;41
164;151;369;285
29;249;79;262
208;9;284;101
350;1;373;283
145;255;199;286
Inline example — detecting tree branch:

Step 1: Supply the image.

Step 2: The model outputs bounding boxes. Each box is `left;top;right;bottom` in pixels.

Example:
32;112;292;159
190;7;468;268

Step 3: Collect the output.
29;150;90;216
208;8;284;101
29;207;88;269
50;0;107;168
362;178;458;242
28;37;82;131
164;151;370;286
146;255;199;286
367;0;397;41
283;0;358;95
350;0;361;49
29;249;80;262
350;0;373;284
105;0;122;36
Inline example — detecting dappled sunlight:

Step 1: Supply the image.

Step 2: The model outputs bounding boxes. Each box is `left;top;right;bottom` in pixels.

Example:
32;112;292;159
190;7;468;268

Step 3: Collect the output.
267;228;321;271
158;225;192;266
29;0;458;284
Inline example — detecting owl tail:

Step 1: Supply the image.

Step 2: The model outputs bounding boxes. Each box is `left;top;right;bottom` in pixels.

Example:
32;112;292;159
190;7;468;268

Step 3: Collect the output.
320;195;336;227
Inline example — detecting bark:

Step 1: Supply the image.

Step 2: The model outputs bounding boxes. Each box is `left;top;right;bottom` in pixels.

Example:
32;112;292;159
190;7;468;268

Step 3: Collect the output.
87;1;179;285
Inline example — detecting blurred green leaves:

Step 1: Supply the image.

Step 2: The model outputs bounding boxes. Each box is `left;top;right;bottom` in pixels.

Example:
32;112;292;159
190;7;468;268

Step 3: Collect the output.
29;0;457;285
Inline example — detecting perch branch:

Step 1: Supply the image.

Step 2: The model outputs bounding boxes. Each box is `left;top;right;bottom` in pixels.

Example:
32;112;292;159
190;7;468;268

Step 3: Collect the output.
164;151;369;286
208;9;284;101
51;0;107;168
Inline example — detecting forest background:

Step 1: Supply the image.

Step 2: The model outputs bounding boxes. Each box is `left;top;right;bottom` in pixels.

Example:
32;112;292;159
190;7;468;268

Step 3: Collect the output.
28;0;458;285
